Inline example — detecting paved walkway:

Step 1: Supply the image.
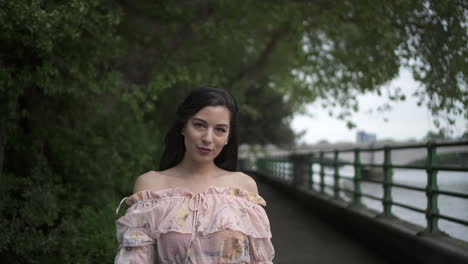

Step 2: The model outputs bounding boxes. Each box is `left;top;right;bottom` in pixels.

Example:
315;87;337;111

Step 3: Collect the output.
256;178;389;264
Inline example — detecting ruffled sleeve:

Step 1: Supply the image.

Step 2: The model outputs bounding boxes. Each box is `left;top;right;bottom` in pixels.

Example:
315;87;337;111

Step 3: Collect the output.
114;197;157;264
238;190;275;263
246;205;275;264
199;187;276;263
249;235;275;264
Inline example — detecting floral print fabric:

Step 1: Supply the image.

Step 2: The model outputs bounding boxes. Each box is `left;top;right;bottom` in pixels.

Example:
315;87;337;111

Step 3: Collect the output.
115;186;275;264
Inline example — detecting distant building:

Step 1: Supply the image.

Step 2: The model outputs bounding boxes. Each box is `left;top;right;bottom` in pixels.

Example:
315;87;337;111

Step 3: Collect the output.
356;130;377;143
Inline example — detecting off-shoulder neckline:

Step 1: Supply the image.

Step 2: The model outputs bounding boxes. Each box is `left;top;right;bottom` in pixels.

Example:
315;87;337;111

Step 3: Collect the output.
125;185;267;206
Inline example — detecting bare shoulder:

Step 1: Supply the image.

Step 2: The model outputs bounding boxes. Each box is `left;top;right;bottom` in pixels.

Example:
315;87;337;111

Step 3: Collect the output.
133;170;166;194
231;171;259;194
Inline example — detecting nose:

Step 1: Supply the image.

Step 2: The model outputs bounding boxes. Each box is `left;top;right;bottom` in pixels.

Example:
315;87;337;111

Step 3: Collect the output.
201;128;213;145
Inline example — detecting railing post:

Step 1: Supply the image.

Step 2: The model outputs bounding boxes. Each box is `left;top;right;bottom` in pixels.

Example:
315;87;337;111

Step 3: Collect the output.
423;141;440;234
291;154;310;190
282;158;286;182
269;159;272;176
278;158;281;180
353;148;363;207
271;160;274;176
333;150;340;199
320;152;325;194
282;159;286;182
382;146;394;217
267;160;271;175
309;154;314;191
280;159;283;181
271;160;275;178
275;159;279;179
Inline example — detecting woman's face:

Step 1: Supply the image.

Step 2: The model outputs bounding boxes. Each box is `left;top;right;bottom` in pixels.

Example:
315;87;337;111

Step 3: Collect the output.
182;106;231;164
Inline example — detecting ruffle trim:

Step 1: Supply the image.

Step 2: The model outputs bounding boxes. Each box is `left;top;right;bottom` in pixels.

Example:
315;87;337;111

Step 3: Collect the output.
117;222;271;246
125;186;267;206
116;187;272;240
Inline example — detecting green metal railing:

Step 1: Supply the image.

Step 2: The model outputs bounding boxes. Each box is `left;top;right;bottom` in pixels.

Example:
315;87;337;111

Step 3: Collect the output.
254;140;468;236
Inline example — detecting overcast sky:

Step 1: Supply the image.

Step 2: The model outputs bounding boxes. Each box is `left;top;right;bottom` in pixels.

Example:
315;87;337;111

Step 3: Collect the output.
291;68;468;144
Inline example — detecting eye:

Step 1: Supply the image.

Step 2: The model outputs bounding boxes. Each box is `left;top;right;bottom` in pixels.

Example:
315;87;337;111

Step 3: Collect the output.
193;122;205;128
216;127;227;133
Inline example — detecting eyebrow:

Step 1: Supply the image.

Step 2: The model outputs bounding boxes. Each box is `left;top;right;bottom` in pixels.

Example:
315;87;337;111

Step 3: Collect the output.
192;117;229;128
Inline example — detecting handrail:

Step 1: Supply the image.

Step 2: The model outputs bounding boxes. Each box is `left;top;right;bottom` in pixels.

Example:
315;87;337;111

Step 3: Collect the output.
251;140;468;237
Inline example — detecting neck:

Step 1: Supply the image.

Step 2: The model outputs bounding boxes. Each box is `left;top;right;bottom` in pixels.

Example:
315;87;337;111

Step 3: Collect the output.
176;155;219;181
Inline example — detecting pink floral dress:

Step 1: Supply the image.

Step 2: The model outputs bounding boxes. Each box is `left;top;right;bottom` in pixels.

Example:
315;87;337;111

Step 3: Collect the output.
114;186;275;264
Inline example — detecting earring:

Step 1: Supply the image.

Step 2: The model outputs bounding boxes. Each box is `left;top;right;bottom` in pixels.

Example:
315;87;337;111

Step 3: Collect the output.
224;141;228;145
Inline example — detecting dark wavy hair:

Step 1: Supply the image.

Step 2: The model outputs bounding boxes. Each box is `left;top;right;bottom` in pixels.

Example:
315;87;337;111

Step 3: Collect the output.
159;87;239;171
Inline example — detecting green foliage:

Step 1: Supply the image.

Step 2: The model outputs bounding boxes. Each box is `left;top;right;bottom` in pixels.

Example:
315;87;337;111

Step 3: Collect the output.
293;0;466;129
238;86;296;146
424;130;449;140
72;202;119;264
0;1;158;263
461;131;468;139
0;94;162;263
115;0;466;136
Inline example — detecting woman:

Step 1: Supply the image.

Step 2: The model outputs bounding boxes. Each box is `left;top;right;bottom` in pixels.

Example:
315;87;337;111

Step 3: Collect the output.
114;87;275;263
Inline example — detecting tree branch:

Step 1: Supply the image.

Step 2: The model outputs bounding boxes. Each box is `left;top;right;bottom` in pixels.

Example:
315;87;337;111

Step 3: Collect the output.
230;25;289;88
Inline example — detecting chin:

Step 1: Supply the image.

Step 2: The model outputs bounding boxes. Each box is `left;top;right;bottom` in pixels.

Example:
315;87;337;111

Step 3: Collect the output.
197;153;221;164
192;153;214;163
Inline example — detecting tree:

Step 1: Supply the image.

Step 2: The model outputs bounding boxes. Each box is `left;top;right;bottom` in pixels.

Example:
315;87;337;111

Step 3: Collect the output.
459;130;468;139
424;130;449;140
115;0;466;137
0;1;151;263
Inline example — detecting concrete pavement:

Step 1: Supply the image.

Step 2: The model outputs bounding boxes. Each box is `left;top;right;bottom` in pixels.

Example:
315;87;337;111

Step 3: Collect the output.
256;179;390;264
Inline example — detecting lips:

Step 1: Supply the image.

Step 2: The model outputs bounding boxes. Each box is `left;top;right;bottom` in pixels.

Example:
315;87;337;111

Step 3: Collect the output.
197;146;212;154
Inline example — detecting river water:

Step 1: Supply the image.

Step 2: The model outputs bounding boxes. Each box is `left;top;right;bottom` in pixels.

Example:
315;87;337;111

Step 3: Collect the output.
309;165;468;242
